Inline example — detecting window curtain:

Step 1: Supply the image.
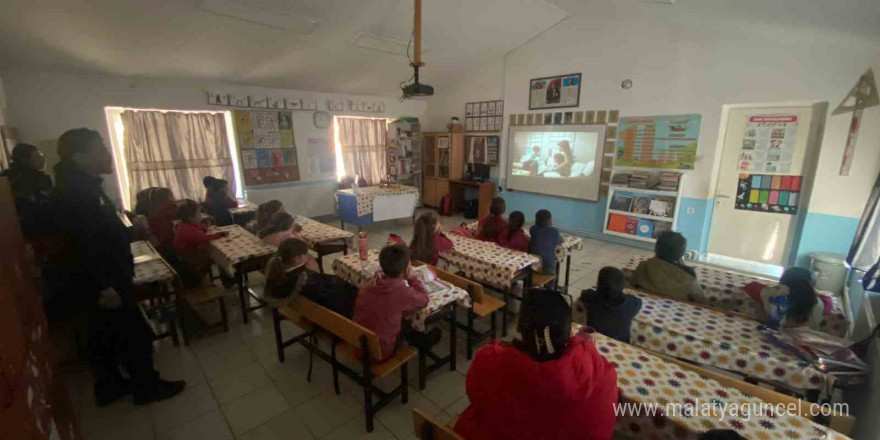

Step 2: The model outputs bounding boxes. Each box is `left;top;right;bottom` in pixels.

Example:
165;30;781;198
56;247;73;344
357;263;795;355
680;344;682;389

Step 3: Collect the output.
121;110;234;203
337;117;387;185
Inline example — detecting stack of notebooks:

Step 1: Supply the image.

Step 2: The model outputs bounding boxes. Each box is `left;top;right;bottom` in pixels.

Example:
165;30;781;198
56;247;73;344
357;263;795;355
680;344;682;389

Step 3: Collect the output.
611;172;630;186
627;172;659;189
658;172;681;191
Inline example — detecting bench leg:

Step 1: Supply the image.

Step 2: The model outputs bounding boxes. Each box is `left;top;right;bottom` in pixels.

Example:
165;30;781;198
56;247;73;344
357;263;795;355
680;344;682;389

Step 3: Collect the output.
418;350;427;390
272;308;285;363
179;297;190;347
237;272;248;324
565;255;572;289
307;335;316;382
490;310;497;339
466;312;475;361
501;288;510;337
401;362;409;404
449;305;457;372
331;340;340;395
219;297;229;333
317;254;325;274
363;360;374;432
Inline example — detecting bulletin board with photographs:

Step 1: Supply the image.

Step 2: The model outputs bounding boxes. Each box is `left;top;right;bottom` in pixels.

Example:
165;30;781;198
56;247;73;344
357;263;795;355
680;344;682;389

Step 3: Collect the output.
465;100;504;132
232;109;300;187
529;73;581;110
466;136;499;166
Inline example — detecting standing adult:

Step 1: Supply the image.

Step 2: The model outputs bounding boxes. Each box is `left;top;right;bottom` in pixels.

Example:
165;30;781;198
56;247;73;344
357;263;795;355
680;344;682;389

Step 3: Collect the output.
47;128;185;406
0;143;53;235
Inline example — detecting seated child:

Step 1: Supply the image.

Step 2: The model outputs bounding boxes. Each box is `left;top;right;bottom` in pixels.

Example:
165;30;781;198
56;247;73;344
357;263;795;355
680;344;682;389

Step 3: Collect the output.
744;267;827;330
528;209;563;275
172;200;229;286
579;267;643;343
498;211;529;252
203;176;235;226
631;231;706;303
258;212;305;248
146;187;178;250
353;245;439;360
409;211;454;265
255;199;284;232
454;289;618;440
263;238;358;315
477;197;508;244
449;222;473;238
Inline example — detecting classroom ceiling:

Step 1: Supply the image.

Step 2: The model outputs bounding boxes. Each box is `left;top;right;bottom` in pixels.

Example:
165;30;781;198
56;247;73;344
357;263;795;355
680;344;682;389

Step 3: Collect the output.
1;0;878;98
0;0;570;96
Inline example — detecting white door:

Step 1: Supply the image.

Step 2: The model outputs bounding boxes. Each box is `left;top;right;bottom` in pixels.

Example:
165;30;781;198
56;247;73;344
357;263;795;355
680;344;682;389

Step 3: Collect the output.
707;103;826;265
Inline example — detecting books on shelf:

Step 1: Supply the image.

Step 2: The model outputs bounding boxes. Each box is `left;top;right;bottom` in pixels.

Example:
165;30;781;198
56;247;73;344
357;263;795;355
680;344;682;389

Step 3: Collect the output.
609;194;634;211
658;172;682;191
628;171;659;189
611;172;630;186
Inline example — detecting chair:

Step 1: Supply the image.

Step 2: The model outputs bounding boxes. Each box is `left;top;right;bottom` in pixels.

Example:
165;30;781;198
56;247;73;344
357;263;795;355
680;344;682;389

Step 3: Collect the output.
275;297;416;432
412;409;465;440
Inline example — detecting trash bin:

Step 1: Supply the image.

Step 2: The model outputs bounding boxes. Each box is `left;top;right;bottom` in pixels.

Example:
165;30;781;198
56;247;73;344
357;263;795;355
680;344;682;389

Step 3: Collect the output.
810;252;848;296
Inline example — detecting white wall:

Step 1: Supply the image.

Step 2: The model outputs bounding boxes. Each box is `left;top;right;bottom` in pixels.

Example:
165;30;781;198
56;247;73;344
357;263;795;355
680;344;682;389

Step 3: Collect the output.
498;4;880;211
423;57;507;132
0;69;427;217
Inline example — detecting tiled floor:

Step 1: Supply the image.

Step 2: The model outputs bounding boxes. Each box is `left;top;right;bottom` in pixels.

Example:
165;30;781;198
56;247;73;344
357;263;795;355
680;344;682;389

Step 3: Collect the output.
63;209;654;440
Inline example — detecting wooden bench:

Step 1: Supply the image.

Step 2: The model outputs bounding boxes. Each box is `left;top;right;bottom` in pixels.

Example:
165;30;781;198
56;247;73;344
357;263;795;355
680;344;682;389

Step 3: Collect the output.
437;269;504;361
274;297;416;432
179;284;229;346
412;409;464;440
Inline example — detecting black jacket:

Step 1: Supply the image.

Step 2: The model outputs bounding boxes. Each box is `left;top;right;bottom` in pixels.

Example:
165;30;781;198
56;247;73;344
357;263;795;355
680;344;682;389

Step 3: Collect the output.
45;162;133;316
579;289;643;343
0;162;53;235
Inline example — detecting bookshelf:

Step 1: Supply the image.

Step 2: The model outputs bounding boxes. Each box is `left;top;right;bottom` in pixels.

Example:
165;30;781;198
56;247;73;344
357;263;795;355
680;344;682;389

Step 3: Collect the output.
603;168;684;243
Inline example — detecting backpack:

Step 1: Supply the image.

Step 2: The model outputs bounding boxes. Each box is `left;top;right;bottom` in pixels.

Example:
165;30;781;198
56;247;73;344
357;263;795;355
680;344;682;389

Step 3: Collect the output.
438;194;453;216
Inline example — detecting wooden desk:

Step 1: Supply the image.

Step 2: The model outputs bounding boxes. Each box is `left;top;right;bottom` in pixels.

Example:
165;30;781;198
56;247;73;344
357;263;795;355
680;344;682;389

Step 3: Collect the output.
448;179;494;218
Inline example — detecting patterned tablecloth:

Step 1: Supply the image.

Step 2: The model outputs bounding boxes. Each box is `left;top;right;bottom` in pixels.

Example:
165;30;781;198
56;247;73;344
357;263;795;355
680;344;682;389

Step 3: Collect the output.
438;234;542;290
294;216;355;249
207;225;276;274
336;185;420;217
463;221;583;261
130;241;175;285
621;255;848;337
229;199;258;216
627;289;828;391
331;250;472;331
587;328;851;440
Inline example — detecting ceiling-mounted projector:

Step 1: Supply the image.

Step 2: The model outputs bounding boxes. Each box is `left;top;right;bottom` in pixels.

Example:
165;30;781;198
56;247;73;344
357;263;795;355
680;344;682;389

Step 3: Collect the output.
400;0;433;100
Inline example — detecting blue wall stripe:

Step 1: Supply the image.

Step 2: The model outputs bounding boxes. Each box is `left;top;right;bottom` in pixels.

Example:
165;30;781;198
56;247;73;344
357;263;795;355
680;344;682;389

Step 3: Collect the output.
794;212;859;267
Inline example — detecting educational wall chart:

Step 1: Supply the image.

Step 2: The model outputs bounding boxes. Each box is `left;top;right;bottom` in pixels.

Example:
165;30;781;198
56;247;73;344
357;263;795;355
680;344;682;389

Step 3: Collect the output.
738;115;798;173
233;109;300;186
735;173;802;215
616;114;701;170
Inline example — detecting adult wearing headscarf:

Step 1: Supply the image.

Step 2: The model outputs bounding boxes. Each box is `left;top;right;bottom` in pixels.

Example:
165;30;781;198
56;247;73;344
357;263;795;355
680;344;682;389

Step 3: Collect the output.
0;143;53;235
454;289;618;440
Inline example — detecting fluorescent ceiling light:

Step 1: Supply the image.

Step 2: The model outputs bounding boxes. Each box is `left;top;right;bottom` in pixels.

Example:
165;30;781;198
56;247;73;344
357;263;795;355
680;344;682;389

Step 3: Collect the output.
351;33;427;58
199;0;319;34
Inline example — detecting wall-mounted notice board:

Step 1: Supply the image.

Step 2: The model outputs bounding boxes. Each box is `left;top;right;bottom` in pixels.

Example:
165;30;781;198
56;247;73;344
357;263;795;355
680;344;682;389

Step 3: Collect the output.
233;109;300;187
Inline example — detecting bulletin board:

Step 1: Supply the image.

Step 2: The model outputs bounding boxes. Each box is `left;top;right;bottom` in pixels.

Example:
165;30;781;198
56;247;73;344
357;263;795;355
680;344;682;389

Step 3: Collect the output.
233;109;300;187
615;114;701;170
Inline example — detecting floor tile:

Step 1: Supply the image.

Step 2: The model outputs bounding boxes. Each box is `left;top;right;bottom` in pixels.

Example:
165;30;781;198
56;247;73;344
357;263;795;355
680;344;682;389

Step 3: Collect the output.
83;405;154;440
221;384;290;436
154;344;206;386
419;370;466;410
156;409;233;440
78;395;141;436
150;382;218;432
322;413;397;440
273;364;335;407
374;386;442;439
209;361;272;404
237;409;314;440
197;342;256;379
444;395;470;417
294;390;363;438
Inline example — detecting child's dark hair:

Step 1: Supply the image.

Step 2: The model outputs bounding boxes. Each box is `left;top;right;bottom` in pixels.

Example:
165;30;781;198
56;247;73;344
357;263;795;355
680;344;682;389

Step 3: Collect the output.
655;231;687;263
258;212;295;238
597;266;626;302
264;238;309;298
506;211;525;241
256;200;284;231
535;209;552;227
410;212;439;264
379;244;411;278
481;197;507;239
517;288;571;362
177;199;201;221
203;176;228;193
784;275;818;324
11;143;38;164
699;430;746;440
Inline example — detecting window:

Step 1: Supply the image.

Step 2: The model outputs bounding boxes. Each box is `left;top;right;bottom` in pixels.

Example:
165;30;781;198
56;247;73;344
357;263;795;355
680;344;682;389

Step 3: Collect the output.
332;116;390;185
105;107;243;209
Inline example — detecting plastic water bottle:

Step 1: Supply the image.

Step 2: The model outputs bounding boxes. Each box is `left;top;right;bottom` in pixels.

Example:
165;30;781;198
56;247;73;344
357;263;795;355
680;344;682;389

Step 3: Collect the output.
768;294;790;329
358;232;368;261
352;174;360;195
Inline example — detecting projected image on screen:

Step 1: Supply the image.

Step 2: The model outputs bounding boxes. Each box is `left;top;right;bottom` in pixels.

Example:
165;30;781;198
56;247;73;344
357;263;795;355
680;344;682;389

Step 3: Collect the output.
506;126;606;201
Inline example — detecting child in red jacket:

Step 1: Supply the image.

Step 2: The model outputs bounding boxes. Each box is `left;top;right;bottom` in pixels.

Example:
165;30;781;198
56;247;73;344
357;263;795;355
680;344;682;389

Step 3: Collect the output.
455;289;618;440
353;245;439;360
498;210;529;252
409;211;454;265
173;200;228;259
476;197;508;244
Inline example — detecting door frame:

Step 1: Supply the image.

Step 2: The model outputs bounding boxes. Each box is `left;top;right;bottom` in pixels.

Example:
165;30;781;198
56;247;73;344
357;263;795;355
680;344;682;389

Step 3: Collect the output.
706;101;828;267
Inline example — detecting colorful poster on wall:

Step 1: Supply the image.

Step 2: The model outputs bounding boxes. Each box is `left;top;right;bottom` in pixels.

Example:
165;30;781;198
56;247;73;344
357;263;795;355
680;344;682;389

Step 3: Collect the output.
739;115;798;173
735;173;801;215
233;109;299;186
615;114;701;170
529;73;581;110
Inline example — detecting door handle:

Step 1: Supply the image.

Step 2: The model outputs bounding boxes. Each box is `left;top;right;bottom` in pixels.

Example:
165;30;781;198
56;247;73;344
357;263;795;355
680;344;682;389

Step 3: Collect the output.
716;194;731;199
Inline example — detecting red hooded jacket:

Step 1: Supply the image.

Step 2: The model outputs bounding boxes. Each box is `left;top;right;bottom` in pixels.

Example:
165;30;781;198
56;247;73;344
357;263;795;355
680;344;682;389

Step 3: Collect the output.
455;337;618;440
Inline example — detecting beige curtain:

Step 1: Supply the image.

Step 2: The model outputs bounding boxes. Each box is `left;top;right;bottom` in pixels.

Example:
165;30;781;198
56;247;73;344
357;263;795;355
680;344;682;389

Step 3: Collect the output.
121;110;234;202
337;117;387;185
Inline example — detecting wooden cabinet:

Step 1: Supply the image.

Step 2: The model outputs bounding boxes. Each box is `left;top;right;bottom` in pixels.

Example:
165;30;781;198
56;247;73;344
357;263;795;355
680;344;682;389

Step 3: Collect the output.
421;132;464;207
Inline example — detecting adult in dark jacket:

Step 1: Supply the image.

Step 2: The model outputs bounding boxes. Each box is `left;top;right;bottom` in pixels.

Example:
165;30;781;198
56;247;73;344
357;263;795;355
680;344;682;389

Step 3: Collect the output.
579;266;643;343
0;143;53;235
46;128;185;406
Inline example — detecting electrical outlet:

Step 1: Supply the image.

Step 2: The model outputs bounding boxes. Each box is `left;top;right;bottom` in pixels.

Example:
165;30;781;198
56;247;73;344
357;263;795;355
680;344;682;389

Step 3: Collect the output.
686;207;695;214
